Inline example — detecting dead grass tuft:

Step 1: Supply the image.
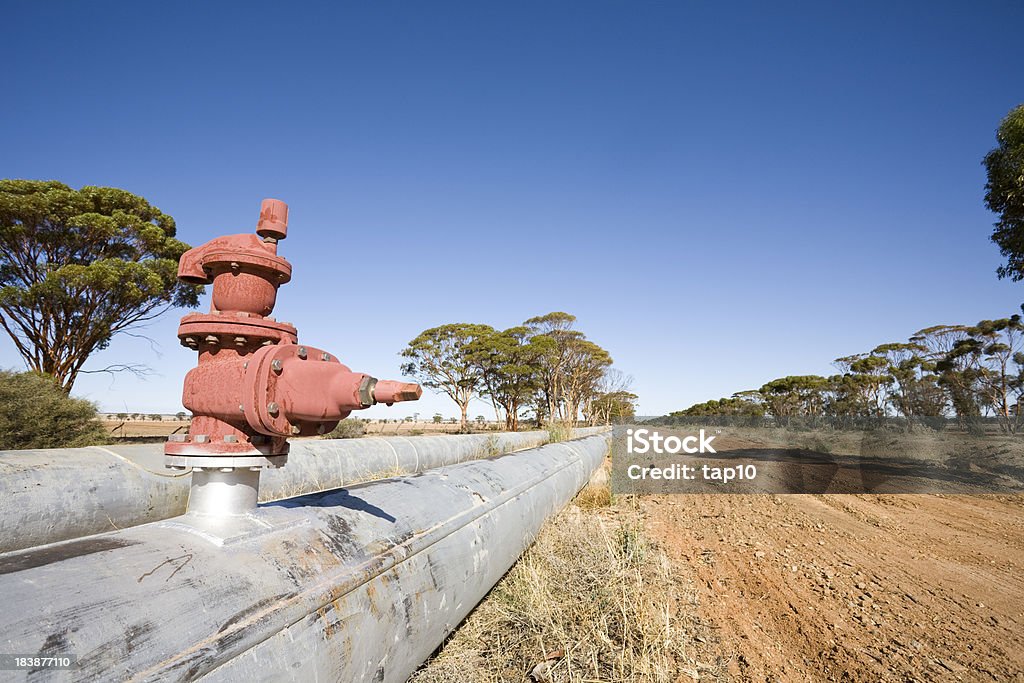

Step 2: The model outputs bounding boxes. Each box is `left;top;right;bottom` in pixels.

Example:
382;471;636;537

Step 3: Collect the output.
410;496;691;682
575;481;613;509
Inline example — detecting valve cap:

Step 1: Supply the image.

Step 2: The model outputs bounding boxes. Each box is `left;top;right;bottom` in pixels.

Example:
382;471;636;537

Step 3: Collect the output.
257;199;288;241
373;380;422;405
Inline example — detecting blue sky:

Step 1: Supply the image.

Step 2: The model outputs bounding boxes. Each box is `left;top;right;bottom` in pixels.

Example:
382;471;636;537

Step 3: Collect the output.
3;1;1023;419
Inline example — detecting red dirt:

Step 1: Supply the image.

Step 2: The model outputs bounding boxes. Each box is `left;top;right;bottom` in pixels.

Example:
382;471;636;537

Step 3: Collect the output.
642;492;1024;681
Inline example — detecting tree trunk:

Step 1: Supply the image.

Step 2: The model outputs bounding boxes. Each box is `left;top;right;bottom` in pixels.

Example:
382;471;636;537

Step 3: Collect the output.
491;396;502;426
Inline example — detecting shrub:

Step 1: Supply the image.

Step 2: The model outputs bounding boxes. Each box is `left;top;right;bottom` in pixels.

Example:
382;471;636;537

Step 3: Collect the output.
0;370;106;449
323;418;366;439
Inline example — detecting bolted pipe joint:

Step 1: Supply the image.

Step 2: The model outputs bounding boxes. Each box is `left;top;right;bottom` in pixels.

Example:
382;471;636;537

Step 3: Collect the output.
167;199;420;515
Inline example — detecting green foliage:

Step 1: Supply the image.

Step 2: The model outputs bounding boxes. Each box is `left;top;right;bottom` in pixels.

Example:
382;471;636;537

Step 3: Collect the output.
400;323;495;428
0;370;105;449
402;313;624;431
467;326;550;431
984;105;1024;280
870;342;945;419
590;390;639;423
524;312;586;422
0;180;201;391
662;308;1024;434
758;375;830;417
672;395;763;417
323;418;366;439
939;313;1024;432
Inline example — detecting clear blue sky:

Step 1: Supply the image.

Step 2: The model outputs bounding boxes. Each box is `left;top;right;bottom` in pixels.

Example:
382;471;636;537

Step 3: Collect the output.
3;1;1023;419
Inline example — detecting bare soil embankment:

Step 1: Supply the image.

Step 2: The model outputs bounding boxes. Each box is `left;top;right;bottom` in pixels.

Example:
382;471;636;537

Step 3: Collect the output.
646;491;1024;681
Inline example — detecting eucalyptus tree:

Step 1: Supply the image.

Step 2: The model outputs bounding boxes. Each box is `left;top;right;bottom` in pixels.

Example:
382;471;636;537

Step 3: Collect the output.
584;368;634;425
757;375;830;420
560;338;613;424
833;353;891;416
587;390;638;424
524;312;583;421
671;396;763;417
399;323;495;430
468;326;551;431
869;342;945;419
0;180;200;391
984;104;1024;280
944;315;1024;432
917;325;980;423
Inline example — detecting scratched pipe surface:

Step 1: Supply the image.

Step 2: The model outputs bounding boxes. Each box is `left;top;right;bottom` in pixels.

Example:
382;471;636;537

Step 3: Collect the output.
0;433;609;683
0;428;606;554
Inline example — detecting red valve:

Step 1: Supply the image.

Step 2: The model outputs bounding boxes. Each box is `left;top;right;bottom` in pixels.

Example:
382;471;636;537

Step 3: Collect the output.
165;200;419;468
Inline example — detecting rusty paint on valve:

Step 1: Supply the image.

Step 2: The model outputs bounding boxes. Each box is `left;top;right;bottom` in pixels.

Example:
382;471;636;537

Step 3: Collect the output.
165;199;420;466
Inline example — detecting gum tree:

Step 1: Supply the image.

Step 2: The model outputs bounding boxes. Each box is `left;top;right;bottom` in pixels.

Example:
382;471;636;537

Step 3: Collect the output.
757;375;830;421
524;311;583;421
917;325;980;425
587;390;638;425
560;338;613;424
943;314;1024;433
0;180;200;391
468;326;551;431
400;323;495;430
984;104;1024;280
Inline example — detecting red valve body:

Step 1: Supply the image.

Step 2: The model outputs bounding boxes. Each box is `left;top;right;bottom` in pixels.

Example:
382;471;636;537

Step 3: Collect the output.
166;199;419;462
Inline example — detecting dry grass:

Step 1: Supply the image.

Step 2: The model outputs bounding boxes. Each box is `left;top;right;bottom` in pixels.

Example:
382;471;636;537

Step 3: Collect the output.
410;495;692;683
575;480;613;510
576;458;613;510
546;421;573;443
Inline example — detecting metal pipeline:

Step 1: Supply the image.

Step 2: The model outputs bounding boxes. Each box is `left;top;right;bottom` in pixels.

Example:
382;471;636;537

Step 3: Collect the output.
0;433;610;682
0;428;607;553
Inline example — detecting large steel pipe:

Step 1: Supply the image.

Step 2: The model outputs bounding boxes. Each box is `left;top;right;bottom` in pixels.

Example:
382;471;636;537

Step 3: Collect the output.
0;428;607;553
0;433;610;682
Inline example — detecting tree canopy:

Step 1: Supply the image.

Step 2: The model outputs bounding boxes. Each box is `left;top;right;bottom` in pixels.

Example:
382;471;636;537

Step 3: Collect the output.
984;104;1024;280
401;312;627;430
467;326;551;431
400;323;496;429
664;307;1024;433
0;180;201;391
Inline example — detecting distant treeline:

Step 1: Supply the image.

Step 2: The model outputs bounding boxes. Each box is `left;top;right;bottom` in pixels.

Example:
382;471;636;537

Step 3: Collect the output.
662;308;1024;433
400;312;637;430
